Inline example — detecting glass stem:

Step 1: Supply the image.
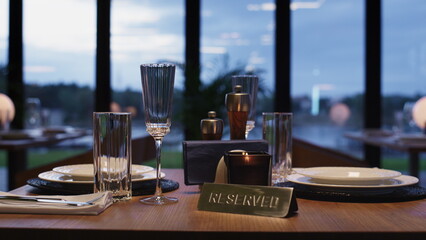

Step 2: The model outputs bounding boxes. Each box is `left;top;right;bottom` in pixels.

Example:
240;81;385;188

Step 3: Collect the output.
154;137;163;197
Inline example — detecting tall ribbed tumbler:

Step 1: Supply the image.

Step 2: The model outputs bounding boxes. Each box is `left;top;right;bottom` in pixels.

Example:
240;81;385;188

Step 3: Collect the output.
93;112;132;202
262;112;292;185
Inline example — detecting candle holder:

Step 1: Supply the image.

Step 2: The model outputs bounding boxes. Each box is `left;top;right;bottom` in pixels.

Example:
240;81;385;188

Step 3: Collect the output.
224;151;271;186
182;140;269;185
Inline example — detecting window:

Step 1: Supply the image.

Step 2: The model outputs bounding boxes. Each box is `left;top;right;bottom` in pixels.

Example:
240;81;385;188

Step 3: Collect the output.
382;0;426;134
111;0;185;143
201;0;274;139
291;0;364;156
24;0;96;128
382;0;426;172
0;0;8;92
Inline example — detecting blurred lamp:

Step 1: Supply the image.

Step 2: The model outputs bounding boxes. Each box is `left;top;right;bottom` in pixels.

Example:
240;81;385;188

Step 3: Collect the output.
110;102;121;112
125;106;137;117
0;93;15;130
329;102;351;126
412;96;426;132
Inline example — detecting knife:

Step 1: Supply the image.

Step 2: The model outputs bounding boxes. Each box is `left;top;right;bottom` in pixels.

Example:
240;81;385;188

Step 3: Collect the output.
0;195;94;207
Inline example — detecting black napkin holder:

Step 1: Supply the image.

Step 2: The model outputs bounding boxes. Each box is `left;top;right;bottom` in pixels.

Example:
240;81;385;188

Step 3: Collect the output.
183;140;268;185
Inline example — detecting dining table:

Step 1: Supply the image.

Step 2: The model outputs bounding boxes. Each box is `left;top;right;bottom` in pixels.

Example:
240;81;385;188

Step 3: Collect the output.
0;168;425;240
345;131;426;178
0;128;90;190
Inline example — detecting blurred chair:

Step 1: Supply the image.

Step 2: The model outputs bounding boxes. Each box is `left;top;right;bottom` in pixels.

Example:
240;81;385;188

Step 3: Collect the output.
14;135;155;188
293;137;369;168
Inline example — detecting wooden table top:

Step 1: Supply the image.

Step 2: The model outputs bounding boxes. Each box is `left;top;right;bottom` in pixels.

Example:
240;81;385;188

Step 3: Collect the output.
0;169;425;240
345;131;426;152
0;129;90;151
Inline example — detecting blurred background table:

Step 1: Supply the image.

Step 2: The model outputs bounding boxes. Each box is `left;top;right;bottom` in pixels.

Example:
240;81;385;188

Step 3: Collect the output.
0;169;425;240
345;131;426;178
0;128;90;190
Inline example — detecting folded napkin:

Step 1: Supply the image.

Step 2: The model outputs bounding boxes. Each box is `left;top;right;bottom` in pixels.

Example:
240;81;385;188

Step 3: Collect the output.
0;191;113;215
214;156;227;184
214;149;246;184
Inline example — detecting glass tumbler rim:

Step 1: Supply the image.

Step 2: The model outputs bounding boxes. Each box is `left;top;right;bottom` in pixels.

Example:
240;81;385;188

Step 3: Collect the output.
231;74;259;79
140;63;176;68
262;112;293;116
93;112;132;115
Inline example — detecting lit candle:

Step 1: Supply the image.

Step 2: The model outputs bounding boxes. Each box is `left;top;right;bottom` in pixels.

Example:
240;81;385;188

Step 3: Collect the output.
224;151;271;186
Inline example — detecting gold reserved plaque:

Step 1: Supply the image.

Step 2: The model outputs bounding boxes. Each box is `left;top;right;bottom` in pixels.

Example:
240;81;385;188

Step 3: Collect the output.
197;183;298;218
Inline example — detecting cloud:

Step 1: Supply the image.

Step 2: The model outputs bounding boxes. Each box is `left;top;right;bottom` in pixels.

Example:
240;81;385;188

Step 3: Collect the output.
112;2;161;26
247;3;276;11
248;51;265;65
24;65;56;73
201;47;227;54
111;33;183;57
23;0;181;56
261;34;273;45
0;0;7;37
291;0;326;11
220;32;241;39
24;0;96;53
202;10;213;17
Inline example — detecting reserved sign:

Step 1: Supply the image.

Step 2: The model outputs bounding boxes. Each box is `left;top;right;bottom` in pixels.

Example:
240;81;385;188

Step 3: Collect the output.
197;183;298;218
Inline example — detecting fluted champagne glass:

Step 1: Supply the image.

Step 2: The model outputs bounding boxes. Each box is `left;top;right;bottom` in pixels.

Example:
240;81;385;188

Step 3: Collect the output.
139;63;177;205
232;75;259;138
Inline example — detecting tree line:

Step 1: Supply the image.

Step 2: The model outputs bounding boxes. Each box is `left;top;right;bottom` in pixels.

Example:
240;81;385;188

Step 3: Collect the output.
1;65;423;138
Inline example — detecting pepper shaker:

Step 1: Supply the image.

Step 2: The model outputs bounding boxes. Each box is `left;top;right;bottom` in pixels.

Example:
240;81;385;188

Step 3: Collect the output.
200;111;224;140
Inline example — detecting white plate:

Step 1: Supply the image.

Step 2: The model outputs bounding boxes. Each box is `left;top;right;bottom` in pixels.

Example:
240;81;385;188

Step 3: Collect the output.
38;170;165;184
294;167;401;183
287;173;418;189
53;164;154;178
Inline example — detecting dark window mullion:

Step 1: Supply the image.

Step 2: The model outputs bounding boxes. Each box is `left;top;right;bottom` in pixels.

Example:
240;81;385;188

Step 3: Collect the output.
184;0;201;140
95;0;111;112
274;0;291;112
7;0;24;129
364;0;382;167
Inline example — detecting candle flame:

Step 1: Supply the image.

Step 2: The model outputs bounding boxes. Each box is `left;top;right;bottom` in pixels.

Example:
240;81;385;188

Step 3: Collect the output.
243;152;250;163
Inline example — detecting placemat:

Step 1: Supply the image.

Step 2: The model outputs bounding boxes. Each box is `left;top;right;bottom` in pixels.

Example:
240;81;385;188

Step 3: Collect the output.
277;182;426;203
27;178;179;196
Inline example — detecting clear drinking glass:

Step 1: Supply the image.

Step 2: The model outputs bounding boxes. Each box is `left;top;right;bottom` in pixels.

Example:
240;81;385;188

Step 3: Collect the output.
402;102;417;133
0;111;11;131
232;75;259;138
93;112;132;202
262;112;292;185
25;98;42;129
139;63;178;205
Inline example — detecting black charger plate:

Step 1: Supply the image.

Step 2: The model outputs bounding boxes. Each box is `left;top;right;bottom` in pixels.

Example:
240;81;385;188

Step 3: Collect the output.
27;178;179;196
277;181;426;203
